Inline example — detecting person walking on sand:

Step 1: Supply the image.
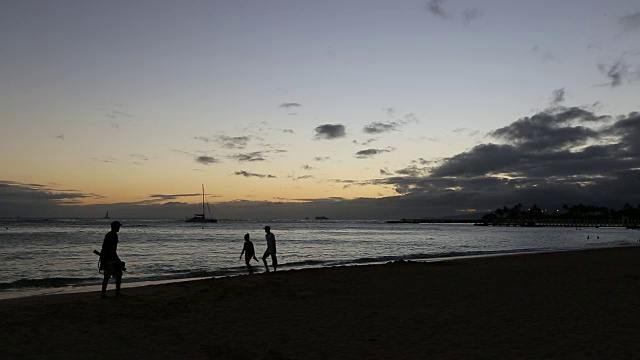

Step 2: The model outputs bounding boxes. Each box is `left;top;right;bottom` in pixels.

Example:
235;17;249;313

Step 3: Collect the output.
262;226;277;272
100;221;125;298
239;233;258;274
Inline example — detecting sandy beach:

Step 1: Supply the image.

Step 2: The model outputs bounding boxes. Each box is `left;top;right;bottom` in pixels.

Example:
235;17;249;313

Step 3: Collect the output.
2;246;640;359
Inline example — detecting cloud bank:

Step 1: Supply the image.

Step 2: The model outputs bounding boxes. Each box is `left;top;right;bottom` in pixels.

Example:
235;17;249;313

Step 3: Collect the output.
3;105;640;220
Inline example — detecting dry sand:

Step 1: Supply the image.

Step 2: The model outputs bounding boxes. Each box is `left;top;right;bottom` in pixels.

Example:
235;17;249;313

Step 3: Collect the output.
2;247;640;359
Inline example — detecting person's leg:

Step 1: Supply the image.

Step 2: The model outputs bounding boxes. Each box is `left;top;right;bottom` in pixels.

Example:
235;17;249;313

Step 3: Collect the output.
115;273;122;296
245;258;252;274
262;250;270;272
272;254;278;272
101;271;111;297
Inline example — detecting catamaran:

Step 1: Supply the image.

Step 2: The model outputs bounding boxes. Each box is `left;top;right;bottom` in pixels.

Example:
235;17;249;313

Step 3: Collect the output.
186;184;217;223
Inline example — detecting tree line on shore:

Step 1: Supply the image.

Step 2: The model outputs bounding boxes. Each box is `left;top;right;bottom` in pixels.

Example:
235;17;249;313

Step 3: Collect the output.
481;203;640;221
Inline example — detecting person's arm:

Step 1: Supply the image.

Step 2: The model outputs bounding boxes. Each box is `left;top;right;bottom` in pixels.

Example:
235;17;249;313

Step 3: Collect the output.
240;244;246;259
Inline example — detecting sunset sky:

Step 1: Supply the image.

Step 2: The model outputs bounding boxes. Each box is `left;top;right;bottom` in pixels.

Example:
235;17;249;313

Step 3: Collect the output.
2;0;639;219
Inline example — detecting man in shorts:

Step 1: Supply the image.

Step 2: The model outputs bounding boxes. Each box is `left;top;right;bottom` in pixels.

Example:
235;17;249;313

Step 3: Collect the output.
100;221;124;298
239;233;258;274
262;226;277;272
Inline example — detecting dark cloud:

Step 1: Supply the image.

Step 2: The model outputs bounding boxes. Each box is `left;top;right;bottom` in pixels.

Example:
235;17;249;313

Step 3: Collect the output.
427;0;449;19
380;168;392;176
195;156;218;165
363;109;418;134
234;171;276;178
363;122;400;134
604;111;640;155
55;134;65;140
371;107;640;215
279;103;301;109
302;165;315;170
355;147;395;159
313;156;330;161
353;138;378;145
283;129;295;134
597;61;630;87
619;10;640;32
148;193;203;201
550;88;565;105
230;151;266;162
314;124;346;140
195;135;251;149
293;175;314;181
219;136;251;149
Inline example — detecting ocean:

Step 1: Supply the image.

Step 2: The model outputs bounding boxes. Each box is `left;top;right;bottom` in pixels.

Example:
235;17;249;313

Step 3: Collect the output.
1;218;639;299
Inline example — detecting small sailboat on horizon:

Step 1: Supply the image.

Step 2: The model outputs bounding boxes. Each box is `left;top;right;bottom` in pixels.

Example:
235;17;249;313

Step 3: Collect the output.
186;184;217;223
104;211;110;219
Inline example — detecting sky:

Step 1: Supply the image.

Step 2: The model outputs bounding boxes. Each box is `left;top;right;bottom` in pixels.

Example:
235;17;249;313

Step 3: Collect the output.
1;0;640;219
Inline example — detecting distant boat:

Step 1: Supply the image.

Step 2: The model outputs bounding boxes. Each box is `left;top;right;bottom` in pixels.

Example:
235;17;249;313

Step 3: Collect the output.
186;185;217;223
104;211;110;219
315;216;329;220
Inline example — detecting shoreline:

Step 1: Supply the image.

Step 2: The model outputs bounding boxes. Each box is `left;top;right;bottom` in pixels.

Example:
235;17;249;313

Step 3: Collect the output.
3;246;640;358
0;245;624;301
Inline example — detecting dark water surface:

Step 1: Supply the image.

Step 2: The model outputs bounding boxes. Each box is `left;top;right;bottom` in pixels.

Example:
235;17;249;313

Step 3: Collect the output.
1;218;638;298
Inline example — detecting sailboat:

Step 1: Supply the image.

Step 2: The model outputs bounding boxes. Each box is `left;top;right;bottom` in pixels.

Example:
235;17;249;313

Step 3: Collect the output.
186;184;217;223
104;211;110;219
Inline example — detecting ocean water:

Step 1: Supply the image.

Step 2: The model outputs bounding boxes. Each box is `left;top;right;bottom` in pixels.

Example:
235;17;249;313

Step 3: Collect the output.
1;218;639;298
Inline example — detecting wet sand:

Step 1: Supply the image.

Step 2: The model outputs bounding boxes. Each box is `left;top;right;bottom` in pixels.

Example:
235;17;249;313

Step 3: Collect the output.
2;247;640;359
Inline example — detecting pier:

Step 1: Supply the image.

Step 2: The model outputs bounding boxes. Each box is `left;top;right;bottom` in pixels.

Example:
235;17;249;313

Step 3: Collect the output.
387;218;640;228
475;218;640;228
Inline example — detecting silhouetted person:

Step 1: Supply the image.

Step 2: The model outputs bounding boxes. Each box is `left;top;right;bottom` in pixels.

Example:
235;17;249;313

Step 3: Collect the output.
100;221;124;298
239;233;258;274
262;226;277;272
